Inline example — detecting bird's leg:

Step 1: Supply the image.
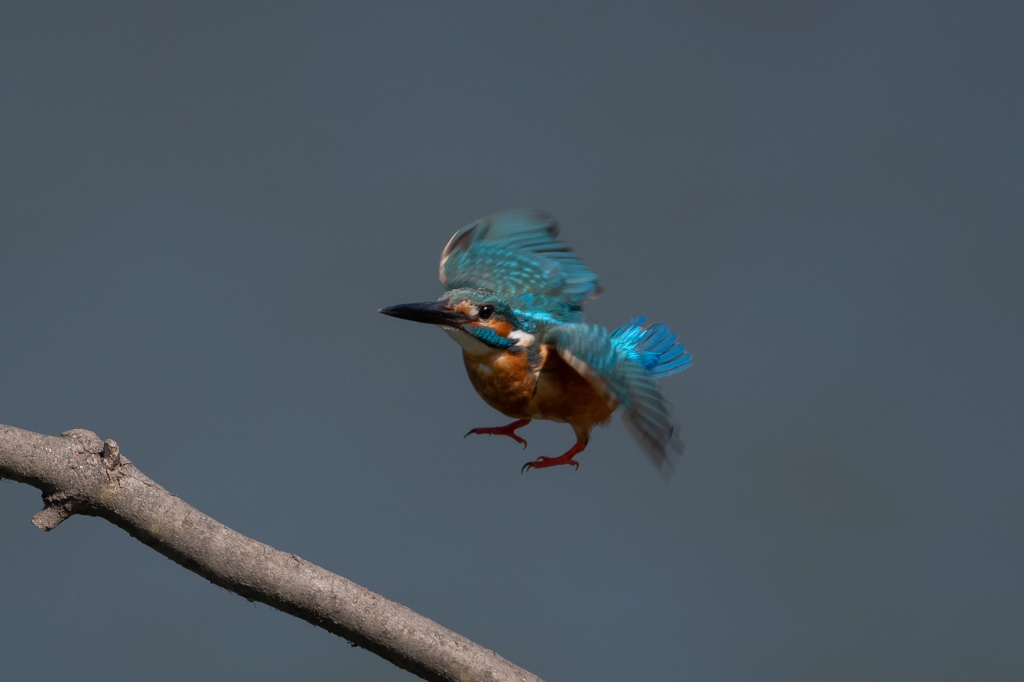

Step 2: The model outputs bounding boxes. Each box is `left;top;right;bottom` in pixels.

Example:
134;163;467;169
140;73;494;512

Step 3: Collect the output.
465;419;532;449
521;439;587;473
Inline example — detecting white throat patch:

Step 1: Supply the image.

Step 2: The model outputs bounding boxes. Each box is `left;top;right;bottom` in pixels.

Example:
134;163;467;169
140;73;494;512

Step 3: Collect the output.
508;330;535;347
441;326;495;355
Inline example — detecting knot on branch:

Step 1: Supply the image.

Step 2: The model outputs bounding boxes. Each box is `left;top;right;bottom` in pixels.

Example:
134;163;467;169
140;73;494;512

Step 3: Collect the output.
102;439;124;470
59;430;129;471
32;491;83;531
60;429;104;455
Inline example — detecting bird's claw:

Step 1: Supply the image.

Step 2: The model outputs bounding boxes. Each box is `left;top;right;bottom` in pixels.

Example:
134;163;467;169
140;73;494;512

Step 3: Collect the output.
464;420;530;449
520;456;581;473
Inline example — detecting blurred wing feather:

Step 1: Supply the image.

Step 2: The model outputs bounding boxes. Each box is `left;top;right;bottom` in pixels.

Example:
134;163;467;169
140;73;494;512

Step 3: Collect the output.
439;209;601;305
545;324;680;473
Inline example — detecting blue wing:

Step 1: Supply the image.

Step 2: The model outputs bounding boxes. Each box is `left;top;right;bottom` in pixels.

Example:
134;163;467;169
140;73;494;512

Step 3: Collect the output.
439;209;602;306
545;323;680;473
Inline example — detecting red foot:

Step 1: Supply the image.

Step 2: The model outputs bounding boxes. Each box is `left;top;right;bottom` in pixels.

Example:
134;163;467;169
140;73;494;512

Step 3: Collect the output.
522;439;587;473
465;419;532;449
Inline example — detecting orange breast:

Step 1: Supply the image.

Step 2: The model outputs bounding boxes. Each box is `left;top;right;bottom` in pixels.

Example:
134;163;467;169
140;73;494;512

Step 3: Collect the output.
462;348;537;419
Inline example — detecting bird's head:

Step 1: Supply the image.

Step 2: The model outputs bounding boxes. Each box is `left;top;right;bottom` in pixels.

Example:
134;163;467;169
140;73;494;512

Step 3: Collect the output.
379;288;529;353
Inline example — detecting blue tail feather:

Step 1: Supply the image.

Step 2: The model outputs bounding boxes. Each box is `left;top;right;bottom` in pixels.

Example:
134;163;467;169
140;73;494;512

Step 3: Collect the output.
610;317;693;378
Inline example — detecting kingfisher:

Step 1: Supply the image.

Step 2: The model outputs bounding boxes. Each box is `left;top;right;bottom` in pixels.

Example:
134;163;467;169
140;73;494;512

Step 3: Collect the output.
380;209;693;474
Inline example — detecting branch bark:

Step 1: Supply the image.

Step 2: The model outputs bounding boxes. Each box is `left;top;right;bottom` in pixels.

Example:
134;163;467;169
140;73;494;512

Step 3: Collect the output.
0;424;544;682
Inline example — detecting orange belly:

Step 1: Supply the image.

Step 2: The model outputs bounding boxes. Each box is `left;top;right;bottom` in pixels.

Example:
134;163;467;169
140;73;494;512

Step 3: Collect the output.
528;350;616;431
463;346;616;435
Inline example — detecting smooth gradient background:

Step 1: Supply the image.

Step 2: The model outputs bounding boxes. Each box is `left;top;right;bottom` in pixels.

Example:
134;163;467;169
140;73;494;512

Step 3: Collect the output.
2;3;1021;681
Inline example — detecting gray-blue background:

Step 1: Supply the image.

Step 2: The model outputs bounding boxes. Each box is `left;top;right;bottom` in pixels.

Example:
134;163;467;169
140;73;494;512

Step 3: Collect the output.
2;3;1021;680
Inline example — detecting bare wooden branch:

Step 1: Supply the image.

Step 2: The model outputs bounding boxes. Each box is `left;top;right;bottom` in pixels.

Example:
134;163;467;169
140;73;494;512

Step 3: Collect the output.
0;424;544;682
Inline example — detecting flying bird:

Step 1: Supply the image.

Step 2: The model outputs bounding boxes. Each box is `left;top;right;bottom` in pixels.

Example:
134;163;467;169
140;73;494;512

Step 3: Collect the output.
380;210;693;473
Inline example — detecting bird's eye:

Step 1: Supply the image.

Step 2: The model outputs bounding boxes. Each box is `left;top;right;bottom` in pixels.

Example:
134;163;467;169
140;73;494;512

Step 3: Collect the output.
478;305;494;320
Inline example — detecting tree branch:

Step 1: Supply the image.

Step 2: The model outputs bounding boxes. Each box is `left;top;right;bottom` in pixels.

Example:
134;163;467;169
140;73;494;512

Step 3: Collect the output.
0;424;543;682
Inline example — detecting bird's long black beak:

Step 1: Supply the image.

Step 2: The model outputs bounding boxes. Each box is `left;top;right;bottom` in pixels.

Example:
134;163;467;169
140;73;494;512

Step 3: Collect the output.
379;301;467;327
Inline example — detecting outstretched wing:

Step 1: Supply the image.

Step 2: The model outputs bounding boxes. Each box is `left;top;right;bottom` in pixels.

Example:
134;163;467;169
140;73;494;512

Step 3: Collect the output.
545;323;680;473
439;209;601;306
